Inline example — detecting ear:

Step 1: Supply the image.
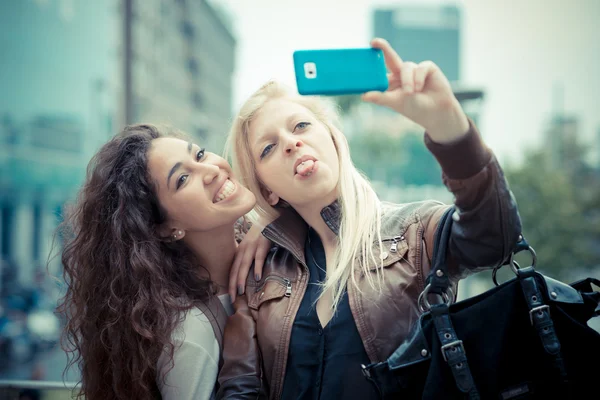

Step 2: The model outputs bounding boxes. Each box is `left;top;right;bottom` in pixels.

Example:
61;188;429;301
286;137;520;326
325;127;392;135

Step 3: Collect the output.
170;229;185;241
158;225;185;241
260;186;280;206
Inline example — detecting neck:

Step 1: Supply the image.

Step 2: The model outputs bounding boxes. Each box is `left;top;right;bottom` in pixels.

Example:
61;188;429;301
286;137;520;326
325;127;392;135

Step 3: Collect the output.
292;194;338;253
183;224;237;295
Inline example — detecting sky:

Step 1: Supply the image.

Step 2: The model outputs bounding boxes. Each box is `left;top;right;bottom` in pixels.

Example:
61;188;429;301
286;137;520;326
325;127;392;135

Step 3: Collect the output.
216;0;600;165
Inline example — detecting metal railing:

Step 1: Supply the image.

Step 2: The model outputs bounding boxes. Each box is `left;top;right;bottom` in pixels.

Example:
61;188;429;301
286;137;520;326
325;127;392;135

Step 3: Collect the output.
0;380;80;400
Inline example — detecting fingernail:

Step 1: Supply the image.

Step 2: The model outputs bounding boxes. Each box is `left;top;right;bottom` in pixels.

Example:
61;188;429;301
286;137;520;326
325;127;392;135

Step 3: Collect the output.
255;274;261;281
237;285;244;296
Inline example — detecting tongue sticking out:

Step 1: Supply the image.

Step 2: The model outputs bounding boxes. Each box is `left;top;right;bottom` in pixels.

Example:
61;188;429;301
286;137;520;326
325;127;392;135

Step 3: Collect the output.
296;160;315;176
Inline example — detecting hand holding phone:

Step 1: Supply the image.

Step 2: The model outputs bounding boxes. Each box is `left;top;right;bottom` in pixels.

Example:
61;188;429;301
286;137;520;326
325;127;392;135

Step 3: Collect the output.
293;47;388;96
362;38;469;143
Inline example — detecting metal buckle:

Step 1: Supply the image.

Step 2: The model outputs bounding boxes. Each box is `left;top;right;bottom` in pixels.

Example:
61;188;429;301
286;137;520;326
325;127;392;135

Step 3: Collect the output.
529;305;550;325
417;283;454;313
493;246;538;286
441;340;465;362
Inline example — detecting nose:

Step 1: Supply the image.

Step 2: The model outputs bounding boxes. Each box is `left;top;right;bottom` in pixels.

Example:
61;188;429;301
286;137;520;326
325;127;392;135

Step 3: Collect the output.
283;135;303;155
201;163;220;185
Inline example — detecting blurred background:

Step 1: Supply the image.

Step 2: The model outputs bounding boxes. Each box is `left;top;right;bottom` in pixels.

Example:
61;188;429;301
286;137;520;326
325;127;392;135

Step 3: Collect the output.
0;0;598;398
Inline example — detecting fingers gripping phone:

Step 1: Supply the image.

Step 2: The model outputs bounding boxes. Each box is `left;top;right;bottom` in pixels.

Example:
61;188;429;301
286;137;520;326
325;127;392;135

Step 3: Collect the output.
293;47;388;96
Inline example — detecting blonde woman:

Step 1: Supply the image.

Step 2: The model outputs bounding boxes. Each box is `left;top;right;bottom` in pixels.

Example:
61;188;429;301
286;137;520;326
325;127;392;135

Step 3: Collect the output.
218;39;522;399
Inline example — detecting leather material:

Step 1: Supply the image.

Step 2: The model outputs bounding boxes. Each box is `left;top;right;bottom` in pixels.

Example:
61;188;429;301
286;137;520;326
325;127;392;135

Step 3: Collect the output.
544;275;584;304
431;305;479;398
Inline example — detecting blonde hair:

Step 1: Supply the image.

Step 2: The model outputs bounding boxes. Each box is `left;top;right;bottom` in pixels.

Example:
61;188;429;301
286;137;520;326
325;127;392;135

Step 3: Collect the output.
225;81;385;312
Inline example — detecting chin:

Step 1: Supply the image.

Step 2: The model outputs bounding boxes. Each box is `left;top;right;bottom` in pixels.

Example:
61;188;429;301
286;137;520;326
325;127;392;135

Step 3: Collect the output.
239;191;257;211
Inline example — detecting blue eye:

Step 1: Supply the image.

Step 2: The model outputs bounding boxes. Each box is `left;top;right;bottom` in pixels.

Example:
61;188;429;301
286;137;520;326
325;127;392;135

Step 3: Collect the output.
260;144;274;159
294;122;310;131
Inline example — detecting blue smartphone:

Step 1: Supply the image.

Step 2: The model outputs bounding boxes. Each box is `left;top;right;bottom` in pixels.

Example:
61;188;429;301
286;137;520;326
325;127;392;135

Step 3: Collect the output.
293;47;388;96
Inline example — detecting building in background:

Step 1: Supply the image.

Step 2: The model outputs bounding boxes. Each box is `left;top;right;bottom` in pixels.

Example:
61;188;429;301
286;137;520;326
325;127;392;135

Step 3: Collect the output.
0;0;236;294
373;4;461;82
123;0;236;151
452;84;485;128
0;0;119;288
541;83;584;172
544;115;580;170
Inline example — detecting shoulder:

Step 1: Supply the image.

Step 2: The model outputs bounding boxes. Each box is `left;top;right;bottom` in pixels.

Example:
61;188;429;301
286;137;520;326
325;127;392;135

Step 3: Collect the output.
380;200;448;235
157;309;221;400
170;307;220;352
157;307;221;376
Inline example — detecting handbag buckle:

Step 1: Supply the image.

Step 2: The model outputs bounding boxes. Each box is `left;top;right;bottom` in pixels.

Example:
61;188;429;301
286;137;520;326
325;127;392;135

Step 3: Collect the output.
418;283;454;313
441;340;465;362
529;305;550;325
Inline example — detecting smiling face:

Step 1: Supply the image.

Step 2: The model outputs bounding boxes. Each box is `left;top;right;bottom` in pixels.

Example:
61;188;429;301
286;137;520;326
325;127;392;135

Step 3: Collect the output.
247;98;340;209
147;137;256;236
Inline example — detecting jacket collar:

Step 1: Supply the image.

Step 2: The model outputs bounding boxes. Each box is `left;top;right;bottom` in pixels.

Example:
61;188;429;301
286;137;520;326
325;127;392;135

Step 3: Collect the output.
261;201;408;271
261;201;340;267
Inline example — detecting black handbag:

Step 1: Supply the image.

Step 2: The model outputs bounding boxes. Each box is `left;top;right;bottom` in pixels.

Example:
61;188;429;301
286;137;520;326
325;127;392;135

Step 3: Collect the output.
362;207;600;399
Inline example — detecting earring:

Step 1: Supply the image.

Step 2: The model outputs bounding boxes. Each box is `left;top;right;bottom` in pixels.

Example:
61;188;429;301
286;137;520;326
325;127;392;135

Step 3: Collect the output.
178;230;182;236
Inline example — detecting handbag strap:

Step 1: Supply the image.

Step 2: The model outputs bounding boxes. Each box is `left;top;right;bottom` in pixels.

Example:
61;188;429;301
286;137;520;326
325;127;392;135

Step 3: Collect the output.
430;304;481;399
570;277;600;316
197;295;228;369
519;267;571;396
425;207;481;398
426;206;455;295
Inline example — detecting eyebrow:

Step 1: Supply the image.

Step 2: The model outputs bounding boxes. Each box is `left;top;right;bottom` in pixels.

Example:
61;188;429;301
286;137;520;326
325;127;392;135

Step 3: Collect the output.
167;141;193;189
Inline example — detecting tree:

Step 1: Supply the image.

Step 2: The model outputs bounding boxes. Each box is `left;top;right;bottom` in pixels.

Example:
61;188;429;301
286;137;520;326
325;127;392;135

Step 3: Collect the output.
504;150;600;280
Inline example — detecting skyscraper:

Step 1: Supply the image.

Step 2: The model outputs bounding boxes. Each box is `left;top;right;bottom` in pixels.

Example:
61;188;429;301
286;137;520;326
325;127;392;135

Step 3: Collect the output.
373;5;461;82
123;0;237;151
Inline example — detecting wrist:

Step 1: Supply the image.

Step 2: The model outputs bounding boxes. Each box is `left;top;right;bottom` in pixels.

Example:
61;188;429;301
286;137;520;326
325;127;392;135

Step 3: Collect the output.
424;118;492;180
425;102;470;144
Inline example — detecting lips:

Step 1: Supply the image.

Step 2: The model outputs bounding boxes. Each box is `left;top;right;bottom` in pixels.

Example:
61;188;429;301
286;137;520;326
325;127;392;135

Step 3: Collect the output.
213;179;236;203
293;155;318;175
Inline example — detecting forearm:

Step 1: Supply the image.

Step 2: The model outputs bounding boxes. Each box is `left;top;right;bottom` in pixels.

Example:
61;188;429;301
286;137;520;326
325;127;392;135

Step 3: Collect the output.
423;118;522;274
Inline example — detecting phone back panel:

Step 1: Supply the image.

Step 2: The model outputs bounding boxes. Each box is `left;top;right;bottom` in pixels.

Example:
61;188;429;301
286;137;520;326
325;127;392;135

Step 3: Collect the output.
293;48;388;96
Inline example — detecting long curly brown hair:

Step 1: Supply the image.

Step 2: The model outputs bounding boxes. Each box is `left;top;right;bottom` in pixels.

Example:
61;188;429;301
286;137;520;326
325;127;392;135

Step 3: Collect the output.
57;124;216;400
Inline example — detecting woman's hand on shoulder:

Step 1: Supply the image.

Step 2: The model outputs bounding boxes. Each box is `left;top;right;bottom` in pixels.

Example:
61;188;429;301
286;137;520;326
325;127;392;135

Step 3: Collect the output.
229;223;272;301
362;37;469;144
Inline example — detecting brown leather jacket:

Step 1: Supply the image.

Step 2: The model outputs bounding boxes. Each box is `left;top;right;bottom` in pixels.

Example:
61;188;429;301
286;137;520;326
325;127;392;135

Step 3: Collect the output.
217;121;522;399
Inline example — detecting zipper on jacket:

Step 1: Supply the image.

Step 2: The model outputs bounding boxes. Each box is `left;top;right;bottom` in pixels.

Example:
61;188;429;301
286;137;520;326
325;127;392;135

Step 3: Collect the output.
255;276;292;297
389;236;403;253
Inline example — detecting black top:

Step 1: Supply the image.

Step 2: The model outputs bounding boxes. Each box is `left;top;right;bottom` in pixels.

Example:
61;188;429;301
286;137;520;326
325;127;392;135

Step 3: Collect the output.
280;228;380;399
